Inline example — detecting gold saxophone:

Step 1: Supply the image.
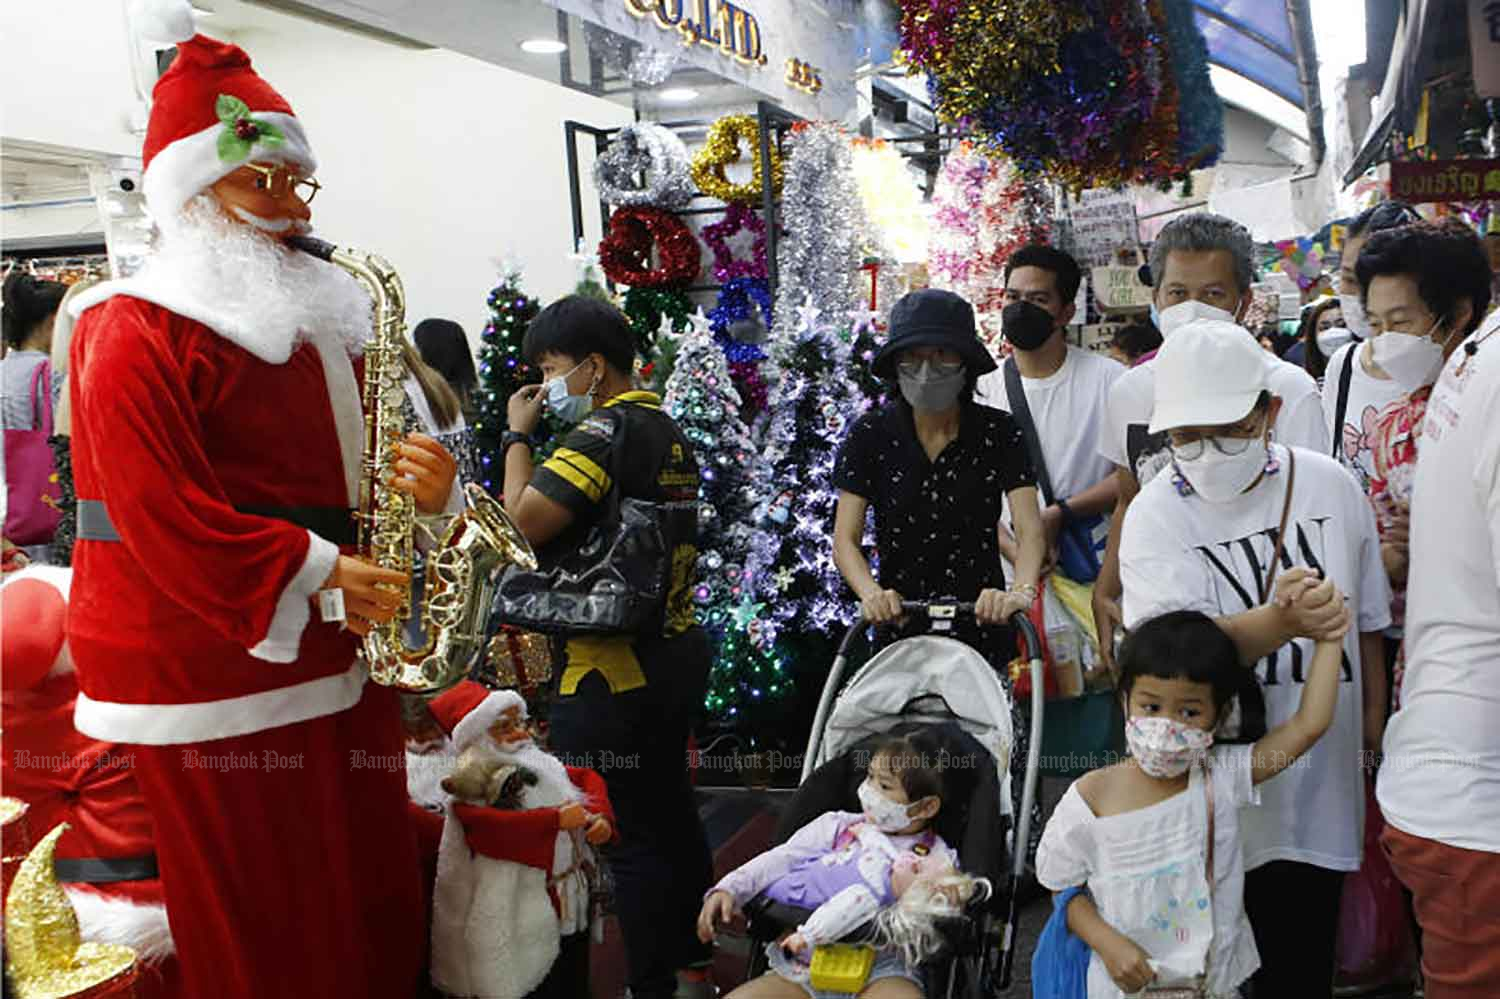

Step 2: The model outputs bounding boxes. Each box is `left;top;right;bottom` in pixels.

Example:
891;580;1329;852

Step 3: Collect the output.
291;236;537;693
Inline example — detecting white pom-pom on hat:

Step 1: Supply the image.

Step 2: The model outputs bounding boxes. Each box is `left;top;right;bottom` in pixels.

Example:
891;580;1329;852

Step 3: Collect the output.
130;0;196;46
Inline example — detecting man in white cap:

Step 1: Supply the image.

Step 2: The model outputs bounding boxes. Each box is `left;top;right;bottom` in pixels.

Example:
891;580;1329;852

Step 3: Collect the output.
63;1;457;994
1117;318;1390;996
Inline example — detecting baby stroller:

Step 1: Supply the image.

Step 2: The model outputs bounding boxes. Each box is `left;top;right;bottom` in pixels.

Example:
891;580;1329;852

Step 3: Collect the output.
737;601;1044;997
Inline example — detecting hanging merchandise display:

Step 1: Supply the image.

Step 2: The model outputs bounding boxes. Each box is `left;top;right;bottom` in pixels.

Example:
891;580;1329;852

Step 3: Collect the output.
583;22;680;86
701;203;769;282
708;276;774;417
770;122;872;353
851;137;929;263
928;143;1053;350
894;0;1220;187
593;122;697;209
690;114;786;204
622;286;695;357
473;266;543;494
597;205;702;288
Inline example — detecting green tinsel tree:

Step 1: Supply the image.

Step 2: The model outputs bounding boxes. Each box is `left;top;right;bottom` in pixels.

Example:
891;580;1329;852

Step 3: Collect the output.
474;268;541;494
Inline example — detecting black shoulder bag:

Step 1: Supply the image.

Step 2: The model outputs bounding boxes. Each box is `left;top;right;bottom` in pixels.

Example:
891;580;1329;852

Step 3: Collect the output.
493;411;697;636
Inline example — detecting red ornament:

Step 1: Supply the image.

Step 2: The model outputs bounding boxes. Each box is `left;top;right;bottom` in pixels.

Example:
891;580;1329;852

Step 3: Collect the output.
598;206;701;289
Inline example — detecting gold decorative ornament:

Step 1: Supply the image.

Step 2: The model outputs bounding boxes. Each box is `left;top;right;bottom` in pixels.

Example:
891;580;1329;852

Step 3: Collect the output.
5;823;138;999
690;115;784;204
291;237;539;695
478;628;554;691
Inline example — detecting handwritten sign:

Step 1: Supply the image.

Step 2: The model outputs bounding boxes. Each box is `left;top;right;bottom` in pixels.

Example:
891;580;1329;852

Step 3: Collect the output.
1091;266;1153;312
1068;189;1140;268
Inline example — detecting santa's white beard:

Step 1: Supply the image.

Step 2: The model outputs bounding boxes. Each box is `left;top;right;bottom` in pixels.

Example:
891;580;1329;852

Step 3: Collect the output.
144;194;370;354
481;739;580;809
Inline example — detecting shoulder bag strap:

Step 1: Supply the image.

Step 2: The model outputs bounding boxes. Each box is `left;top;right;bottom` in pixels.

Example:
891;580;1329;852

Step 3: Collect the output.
1004;356;1055;506
1257;448;1297;605
601;405;630;525
1332;345;1357;460
1201;759;1215;992
29;360;54;436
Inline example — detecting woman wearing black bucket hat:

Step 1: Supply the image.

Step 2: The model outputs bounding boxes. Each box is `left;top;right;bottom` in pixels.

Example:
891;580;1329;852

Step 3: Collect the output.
832;288;1046;655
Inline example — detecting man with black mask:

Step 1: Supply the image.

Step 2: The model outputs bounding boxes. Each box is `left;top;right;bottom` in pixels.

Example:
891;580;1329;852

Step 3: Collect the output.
975;245;1124;583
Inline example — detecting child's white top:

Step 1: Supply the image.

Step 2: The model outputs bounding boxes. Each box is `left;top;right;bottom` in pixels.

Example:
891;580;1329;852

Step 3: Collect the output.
1036;745;1262;999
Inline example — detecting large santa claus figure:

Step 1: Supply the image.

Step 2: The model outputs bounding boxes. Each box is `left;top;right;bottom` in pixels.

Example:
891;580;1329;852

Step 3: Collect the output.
63;1;457;995
0;566;179;999
429;686;615;998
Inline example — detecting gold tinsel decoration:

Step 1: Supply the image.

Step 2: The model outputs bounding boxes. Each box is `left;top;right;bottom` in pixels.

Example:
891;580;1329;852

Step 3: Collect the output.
690;115;784;204
479;628;553;691
5;824;138;999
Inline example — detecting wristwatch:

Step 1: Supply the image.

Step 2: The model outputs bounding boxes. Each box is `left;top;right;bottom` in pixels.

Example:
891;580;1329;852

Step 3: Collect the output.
501;431;534;454
1055;498;1075;524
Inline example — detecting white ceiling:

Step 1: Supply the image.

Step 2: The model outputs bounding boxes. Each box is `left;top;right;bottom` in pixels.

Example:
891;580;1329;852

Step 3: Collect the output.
1;142;97;205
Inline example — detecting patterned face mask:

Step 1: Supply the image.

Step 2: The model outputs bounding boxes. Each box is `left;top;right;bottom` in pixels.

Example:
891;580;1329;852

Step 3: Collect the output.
1125;715;1213;778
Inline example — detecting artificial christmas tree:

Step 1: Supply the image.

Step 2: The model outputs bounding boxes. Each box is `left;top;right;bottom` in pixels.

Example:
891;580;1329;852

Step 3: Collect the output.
473;268;542;493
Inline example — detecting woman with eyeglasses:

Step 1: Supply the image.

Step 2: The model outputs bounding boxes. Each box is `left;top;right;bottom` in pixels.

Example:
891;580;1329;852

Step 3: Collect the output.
1118;318;1391;997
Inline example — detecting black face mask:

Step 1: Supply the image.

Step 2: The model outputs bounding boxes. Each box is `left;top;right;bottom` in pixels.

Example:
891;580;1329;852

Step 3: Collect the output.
1002;301;1058;352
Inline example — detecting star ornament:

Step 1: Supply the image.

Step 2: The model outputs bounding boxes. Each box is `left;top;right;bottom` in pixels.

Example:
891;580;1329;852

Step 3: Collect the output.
773;567;795;592
847;308;881;332
794;298;822;334
687;307;714;336
656;312;679;342
732;599;766;629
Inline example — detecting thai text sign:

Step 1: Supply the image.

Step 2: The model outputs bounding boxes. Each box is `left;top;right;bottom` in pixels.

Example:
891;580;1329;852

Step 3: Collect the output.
1390;159;1500;203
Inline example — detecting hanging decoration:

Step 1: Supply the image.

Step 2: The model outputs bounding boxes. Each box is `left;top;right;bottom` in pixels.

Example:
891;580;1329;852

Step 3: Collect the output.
701;203;769;282
691;115;785;204
622;286;694;357
927;143;1053;350
583;22;680;86
474;265;543;493
593;122;696;209
851;138;928;264
894;0;1220;187
770;123;871;356
597;205;701;288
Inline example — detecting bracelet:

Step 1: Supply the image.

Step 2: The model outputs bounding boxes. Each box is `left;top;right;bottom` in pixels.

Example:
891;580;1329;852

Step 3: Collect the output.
1010;583;1039;601
1056;498;1075;524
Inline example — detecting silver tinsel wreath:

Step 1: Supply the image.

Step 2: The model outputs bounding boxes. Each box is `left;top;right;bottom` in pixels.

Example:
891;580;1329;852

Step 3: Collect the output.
584;23;680;87
593;122;697;209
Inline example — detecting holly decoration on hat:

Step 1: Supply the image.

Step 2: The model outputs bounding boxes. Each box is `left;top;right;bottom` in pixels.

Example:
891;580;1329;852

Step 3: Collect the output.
215;94;285;163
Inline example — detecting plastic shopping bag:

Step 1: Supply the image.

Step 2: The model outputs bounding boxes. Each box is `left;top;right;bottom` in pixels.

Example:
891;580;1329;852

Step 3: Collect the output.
1333;779;1418;990
1032;886;1091;999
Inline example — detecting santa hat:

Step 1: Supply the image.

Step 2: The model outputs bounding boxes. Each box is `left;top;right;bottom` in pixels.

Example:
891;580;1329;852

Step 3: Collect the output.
1;566;73;691
450;690;528;753
131;0;316;220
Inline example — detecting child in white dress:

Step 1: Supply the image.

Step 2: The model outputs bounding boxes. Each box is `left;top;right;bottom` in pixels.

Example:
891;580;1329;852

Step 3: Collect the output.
1036;599;1350;998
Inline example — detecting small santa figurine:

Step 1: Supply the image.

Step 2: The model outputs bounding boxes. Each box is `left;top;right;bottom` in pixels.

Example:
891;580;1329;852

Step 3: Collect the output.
429;685;615;998
0;566;180;998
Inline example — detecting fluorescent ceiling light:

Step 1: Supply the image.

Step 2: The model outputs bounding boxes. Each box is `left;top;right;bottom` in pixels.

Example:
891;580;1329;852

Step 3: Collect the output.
520;38;568;55
658;87;699;103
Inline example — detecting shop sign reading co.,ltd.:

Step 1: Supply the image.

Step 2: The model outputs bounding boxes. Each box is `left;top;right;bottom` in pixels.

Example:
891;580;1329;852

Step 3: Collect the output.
622;0;822;93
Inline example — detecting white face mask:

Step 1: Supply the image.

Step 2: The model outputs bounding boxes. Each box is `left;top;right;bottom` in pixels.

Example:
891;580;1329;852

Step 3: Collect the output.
1338;293;1371;339
1316;325;1356;359
544;359;594;423
858;779;917;833
1172;438;1268;503
1153;299;1238;339
1368;318;1451;393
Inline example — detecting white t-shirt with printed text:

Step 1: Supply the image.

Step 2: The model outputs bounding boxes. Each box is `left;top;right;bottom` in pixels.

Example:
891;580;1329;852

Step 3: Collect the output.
1099;356;1329;488
1119;445;1392;872
1379;309;1500;853
1320;341;1407;491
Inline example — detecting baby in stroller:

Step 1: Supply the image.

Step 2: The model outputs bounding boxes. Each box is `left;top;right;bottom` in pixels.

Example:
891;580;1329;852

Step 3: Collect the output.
698;732;989;997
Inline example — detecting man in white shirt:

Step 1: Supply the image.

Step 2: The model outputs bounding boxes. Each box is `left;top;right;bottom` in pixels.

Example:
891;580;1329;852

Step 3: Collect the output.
1093;213;1329;669
976;245;1123;577
1375;228;1500;999
1120;320;1391;997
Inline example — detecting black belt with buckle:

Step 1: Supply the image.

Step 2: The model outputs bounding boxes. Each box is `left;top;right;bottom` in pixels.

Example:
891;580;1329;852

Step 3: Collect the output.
77;499;357;548
53;854;160;884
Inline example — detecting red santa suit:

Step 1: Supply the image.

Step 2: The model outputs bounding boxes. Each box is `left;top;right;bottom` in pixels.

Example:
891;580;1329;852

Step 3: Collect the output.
0;567;180;999
429;687;615;997
63;7;421;996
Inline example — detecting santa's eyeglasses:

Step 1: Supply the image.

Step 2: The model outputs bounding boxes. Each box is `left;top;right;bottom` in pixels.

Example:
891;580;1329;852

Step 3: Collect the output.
240;163;321;203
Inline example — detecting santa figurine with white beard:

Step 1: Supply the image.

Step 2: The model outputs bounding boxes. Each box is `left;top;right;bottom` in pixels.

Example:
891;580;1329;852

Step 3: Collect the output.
63;1;458;995
430;685;615;998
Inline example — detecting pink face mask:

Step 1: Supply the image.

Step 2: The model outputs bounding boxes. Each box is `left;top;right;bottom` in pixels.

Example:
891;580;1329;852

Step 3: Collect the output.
1125;716;1213;778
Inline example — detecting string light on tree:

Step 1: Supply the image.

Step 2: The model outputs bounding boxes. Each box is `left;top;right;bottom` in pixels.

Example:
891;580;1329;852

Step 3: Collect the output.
474;265;542;494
